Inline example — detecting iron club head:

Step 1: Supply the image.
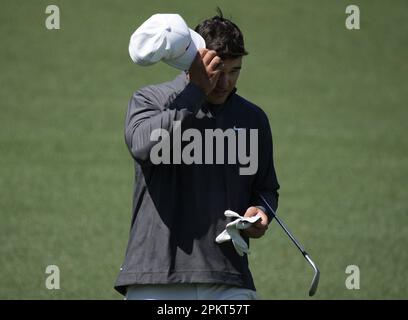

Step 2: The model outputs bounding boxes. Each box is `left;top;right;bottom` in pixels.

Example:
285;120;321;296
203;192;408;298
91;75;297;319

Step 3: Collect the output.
305;254;320;296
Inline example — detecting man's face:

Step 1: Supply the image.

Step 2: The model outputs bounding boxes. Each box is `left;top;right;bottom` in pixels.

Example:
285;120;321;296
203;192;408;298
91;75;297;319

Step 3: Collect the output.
206;57;242;105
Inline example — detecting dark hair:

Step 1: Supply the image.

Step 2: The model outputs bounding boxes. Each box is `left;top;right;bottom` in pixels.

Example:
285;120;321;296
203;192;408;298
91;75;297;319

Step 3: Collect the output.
194;8;248;60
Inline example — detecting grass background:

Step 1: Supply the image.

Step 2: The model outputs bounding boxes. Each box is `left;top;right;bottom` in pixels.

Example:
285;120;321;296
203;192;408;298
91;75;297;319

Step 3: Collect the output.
0;0;407;299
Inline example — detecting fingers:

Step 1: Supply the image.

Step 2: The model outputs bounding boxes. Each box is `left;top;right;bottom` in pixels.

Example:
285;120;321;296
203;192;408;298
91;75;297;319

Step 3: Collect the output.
198;48;208;57
208;56;223;72
187;49;222;95
192;48;209;67
244;206;260;217
242;207;269;239
203;50;224;76
242;226;266;239
202;50;218;66
253;219;268;231
190;51;205;71
255;212;269;228
244;207;269;225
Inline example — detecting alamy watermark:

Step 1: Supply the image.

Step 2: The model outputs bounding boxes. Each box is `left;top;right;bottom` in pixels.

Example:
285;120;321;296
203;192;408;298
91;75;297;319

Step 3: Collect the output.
45;5;60;30
45;265;60;290
149;121;258;176
345;265;360;290
345;5;360;30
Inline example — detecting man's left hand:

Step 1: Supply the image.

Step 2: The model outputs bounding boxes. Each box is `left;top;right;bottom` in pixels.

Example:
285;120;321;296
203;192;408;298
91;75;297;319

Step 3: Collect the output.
241;206;269;239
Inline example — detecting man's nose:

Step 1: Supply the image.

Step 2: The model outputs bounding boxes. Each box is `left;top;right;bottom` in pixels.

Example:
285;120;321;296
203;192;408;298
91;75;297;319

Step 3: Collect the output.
217;73;229;89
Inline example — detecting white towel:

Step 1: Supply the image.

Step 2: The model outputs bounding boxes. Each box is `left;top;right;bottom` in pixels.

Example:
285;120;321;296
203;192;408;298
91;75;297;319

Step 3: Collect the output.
215;210;262;256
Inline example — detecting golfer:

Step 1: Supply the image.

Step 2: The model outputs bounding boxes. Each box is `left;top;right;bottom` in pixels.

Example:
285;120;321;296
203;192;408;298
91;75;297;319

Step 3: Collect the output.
114;11;280;300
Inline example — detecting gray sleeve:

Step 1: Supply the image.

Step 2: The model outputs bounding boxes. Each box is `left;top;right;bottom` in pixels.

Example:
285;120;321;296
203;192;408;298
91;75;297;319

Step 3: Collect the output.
124;82;205;163
250;112;280;223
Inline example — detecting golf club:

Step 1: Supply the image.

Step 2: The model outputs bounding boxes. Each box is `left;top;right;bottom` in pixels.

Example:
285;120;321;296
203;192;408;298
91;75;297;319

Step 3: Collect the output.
258;193;320;296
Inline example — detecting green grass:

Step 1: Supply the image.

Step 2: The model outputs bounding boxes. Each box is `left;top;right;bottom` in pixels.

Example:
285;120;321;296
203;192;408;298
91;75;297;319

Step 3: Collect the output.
0;0;407;299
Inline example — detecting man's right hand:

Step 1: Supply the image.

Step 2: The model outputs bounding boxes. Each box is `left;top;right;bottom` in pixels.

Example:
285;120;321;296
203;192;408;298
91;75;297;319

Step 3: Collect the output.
188;49;224;95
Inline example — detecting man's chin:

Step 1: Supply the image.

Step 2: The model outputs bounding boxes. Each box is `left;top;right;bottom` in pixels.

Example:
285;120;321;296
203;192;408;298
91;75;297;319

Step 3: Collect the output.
206;93;228;105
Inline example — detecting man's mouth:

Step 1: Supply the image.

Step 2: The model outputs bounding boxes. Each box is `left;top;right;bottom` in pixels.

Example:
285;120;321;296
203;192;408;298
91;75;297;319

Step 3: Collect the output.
212;89;229;96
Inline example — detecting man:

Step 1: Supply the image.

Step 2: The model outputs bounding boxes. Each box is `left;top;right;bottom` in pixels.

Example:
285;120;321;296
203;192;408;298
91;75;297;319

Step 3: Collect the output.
114;11;280;300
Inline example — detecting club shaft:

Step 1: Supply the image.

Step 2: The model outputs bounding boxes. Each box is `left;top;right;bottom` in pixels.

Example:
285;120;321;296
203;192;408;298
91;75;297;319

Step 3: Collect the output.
259;194;320;296
259;194;307;256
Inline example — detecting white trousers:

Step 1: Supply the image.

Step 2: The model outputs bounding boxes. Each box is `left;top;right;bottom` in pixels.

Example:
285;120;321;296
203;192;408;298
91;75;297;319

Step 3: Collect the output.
125;283;258;300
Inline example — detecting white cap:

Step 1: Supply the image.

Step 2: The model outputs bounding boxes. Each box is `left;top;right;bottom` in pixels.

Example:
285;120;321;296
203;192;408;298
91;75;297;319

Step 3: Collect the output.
129;14;206;71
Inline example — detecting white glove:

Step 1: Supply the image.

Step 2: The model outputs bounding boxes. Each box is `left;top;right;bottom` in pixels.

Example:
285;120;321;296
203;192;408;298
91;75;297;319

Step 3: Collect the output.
215;210;262;256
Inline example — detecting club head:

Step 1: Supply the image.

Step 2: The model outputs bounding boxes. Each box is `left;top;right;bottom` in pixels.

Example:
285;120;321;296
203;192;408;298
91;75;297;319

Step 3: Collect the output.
308;267;320;297
305;254;320;297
